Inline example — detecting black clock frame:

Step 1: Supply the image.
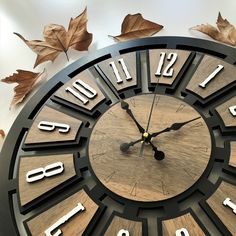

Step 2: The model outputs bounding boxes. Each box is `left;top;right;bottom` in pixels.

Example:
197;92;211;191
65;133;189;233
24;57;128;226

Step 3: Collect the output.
0;36;236;235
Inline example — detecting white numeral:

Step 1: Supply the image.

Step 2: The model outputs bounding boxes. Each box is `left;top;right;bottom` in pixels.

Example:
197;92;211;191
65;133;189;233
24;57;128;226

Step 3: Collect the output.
38;121;70;133
26;162;64;183
110;58;132;84
223;198;236;214
65;79;97;104
117;229;129;236
199;64;224;88
44;203;85;236
229;106;236;117
176;228;190;236
155;52;178;77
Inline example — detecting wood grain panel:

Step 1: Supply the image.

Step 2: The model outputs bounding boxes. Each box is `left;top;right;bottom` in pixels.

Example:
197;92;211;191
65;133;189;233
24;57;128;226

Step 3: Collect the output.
215;96;236;127
229;142;236;167
19;154;75;206
104;215;142;236
54;70;105;111
98;52;137;91
186;55;236;99
27;189;98;236
149;49;191;85
25;106;82;145
207;181;236;235
162;213;205;235
89;94;211;201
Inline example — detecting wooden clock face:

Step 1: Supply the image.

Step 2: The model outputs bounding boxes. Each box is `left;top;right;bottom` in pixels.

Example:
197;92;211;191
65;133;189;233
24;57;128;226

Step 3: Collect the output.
0;37;236;236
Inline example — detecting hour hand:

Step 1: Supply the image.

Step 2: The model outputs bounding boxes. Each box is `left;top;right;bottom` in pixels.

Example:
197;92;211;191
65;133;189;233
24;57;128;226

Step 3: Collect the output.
121;100;145;134
151;116;201;138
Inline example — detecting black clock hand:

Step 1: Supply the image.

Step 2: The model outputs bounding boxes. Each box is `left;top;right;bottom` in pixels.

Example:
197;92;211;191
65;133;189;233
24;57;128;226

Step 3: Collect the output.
120;137;164;161
149;141;165;160
139;77;160;157
120;138;143;152
121;100;145;134
151;116;201;138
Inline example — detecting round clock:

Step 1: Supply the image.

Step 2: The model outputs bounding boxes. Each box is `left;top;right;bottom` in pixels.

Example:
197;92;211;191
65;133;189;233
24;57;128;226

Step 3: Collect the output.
0;36;236;236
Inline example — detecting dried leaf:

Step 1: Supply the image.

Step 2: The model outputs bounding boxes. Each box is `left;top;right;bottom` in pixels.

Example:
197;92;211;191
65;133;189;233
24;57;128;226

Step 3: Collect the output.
0;130;5;138
1;69;46;106
110;13;163;42
14;8;93;68
191;12;236;46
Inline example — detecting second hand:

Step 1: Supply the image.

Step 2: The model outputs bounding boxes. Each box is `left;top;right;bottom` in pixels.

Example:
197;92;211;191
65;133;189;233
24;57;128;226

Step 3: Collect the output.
139;77;160;157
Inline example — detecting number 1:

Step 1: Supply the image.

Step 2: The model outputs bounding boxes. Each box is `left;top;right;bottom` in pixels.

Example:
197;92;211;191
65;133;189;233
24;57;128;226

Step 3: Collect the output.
199;64;224;88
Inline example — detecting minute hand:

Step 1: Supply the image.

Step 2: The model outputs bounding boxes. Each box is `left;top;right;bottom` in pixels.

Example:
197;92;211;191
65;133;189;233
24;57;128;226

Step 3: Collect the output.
151;116;201;138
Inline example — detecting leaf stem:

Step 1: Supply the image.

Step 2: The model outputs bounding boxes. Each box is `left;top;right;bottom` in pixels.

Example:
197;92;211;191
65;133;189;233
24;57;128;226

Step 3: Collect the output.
65;51;69;62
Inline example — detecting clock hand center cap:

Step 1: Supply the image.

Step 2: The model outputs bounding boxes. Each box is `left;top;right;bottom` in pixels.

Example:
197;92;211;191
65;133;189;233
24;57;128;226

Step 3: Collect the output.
142;132;151;142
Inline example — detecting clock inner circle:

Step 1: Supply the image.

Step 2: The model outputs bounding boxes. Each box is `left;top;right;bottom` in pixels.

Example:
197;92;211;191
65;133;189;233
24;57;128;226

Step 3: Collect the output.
89;94;212;202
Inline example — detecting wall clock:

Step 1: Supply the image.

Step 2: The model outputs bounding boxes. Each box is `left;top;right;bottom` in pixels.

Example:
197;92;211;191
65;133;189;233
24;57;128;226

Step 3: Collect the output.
0;36;236;236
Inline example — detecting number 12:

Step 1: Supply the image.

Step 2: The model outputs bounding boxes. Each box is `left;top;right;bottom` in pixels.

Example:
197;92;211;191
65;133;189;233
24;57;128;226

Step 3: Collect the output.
155;52;178;77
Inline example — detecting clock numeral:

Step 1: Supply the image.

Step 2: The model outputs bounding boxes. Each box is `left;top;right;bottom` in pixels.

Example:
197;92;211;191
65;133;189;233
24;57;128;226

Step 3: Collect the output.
44;202;85;236
175;228;189;236
223;198;236;214
38;121;70;133
110;58;132;84
65;79;97;104
229;105;236;117
199;64;224;88
117;229;129;236
26;162;64;183
155;52;178;77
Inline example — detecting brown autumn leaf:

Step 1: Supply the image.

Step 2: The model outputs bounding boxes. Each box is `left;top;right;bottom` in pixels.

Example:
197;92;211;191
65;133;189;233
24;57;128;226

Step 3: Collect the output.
14;8;93;68
1;69;46;106
0;130;5;138
191;12;236;46
110;13;163;42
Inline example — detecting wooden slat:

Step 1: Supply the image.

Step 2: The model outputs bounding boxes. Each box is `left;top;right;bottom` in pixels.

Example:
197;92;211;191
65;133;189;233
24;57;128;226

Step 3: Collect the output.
186;56;236;99
104;215;142;236
215;96;236;127
27;189;98;236
98;52;137;91
162;213;205;235
230;142;236;167
19;154;75;206
25;106;82;145
54;70;105;111
207;181;236;235
149;49;191;85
